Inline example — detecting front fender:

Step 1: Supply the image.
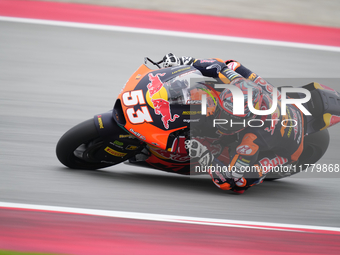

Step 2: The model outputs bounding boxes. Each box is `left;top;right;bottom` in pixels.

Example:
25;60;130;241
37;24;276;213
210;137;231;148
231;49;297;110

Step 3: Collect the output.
93;111;144;162
94;110;122;138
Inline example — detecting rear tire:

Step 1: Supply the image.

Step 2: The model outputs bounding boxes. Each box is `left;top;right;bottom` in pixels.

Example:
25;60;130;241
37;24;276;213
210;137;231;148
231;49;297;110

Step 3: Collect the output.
265;129;330;180
56;119;124;170
295;129;330;170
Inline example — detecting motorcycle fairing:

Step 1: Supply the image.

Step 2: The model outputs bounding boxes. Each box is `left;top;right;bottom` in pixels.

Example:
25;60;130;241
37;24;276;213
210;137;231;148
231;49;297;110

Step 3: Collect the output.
93;111;144;163
114;64;219;151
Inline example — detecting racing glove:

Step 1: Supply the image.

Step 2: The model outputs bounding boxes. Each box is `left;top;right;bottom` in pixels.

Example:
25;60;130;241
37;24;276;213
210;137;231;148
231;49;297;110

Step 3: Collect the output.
185;139;237;191
185;139;214;167
163;53;195;68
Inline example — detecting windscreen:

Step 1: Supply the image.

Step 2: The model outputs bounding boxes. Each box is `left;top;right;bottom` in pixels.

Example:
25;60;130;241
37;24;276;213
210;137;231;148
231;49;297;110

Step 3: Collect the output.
162;70;220;113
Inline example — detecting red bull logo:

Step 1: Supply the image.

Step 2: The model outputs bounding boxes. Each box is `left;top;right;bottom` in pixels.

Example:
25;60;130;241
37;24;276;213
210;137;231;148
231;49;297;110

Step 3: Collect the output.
323;114;340;129
152;98;179;129
264;112;279;135
330;115;340;126
149;136;190;162
259;155;288;174
147;73;166;97
320;84;339;97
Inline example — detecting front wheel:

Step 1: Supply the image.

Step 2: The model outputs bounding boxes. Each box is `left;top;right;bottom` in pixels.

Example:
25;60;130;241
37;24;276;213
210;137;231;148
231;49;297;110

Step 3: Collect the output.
56;119;128;170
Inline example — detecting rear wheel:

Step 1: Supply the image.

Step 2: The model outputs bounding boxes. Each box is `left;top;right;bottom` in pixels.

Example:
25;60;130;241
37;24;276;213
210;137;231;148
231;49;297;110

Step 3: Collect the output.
295;129;330;170
56;119;128;170
265;129;330;180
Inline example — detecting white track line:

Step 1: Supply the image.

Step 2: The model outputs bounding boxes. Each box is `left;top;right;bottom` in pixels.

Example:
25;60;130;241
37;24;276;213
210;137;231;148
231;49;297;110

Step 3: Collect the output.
1;201;340;233
1;16;340;52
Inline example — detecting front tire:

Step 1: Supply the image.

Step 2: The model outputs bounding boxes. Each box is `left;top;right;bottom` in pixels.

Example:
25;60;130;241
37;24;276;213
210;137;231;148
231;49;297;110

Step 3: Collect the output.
56;119;125;170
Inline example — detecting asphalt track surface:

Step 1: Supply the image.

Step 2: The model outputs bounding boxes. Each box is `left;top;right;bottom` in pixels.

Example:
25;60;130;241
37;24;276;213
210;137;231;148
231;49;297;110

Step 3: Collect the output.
1;19;340;229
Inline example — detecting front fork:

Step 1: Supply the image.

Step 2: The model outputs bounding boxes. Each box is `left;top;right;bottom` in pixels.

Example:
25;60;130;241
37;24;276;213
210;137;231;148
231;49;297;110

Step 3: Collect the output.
92;111;144;163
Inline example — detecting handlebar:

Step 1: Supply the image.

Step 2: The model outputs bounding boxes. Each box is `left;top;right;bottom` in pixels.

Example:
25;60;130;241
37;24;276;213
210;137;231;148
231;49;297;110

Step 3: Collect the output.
144;57;163;69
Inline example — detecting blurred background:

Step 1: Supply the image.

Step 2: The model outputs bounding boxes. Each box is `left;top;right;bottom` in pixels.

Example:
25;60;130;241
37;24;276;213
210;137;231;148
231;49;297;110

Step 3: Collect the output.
39;0;340;27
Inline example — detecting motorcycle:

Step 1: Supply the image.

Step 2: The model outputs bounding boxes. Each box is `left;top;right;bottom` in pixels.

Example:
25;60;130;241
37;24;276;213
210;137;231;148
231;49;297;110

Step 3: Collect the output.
56;57;333;180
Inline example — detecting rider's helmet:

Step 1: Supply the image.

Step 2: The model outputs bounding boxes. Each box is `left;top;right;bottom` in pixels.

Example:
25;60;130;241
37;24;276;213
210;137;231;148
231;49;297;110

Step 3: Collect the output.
214;78;263;135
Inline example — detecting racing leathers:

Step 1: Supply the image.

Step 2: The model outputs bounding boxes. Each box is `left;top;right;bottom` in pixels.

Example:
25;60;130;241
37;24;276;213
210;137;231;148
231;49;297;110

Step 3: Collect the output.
164;53;305;193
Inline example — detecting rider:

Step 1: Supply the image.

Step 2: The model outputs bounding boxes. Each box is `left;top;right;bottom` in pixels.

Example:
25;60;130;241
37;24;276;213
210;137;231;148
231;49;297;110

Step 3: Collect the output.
162;53;339;193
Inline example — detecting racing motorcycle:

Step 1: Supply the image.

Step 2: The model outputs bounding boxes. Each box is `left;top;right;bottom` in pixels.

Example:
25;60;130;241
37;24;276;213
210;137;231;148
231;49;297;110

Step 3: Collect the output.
56;57;334;179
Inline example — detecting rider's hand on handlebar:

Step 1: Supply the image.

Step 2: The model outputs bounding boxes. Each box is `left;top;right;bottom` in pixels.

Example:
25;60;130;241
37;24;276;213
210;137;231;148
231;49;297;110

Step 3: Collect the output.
163;53;180;68
185;140;214;167
163;53;195;68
